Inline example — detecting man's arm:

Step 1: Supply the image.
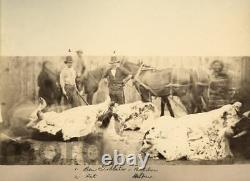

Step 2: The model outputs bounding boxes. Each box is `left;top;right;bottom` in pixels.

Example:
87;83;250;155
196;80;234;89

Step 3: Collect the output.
123;74;132;84
119;67;133;84
103;68;110;79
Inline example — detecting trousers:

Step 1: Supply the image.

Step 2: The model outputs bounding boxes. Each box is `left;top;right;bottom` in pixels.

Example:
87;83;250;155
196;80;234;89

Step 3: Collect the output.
109;90;125;105
64;84;82;107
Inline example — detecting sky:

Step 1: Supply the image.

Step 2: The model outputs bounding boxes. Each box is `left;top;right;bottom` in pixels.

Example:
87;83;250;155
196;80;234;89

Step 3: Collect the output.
1;0;250;56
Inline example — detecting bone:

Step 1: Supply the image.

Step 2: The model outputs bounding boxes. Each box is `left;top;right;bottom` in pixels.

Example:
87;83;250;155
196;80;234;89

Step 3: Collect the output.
243;111;250;118
0;133;20;142
233;102;242;112
28;97;47;121
233;130;247;138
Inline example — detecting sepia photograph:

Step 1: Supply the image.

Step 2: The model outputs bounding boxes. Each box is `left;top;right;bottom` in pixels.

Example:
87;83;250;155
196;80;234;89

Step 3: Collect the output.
1;0;250;180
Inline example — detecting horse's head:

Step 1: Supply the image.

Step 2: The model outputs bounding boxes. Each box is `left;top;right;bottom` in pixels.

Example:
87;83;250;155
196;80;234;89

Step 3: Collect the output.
120;59;140;76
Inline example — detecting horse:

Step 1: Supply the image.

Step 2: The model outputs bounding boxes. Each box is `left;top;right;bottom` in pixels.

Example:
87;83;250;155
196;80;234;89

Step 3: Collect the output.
80;66;109;104
120;60;210;116
37;58;86;106
38;61;62;106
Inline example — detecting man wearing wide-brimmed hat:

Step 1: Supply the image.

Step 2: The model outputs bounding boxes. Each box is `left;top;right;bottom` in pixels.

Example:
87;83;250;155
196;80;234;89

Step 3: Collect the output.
104;52;132;104
60;55;82;107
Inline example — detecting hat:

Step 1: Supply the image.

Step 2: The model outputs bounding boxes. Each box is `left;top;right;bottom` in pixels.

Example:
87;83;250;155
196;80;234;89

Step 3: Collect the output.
109;51;120;64
64;56;73;64
109;56;120;64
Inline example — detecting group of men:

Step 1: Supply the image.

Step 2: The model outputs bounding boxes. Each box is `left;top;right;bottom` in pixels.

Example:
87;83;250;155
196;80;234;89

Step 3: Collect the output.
59;51;132;107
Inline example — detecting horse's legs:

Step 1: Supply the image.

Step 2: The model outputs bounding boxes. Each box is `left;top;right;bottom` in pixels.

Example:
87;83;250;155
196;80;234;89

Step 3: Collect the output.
137;86;151;102
160;98;165;116
162;96;175;117
189;86;209;113
166;97;175;117
87;93;94;105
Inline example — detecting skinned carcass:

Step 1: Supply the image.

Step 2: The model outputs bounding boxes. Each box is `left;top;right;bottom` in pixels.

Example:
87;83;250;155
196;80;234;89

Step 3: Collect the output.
27;98;113;141
140;102;243;161
112;97;188;132
112;101;159;131
27;99;159;141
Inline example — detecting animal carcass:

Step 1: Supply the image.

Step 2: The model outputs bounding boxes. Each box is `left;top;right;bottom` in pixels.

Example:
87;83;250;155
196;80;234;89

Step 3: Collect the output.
27;100;159;141
140;102;243;161
27;100;113;141
113;101;159;131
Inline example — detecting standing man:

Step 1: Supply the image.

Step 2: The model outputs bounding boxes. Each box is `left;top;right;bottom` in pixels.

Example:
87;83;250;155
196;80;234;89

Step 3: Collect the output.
60;56;82;107
208;60;232;110
104;54;132;105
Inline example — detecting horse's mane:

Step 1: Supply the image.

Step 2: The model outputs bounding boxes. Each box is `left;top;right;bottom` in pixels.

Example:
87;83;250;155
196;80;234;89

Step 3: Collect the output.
121;59;155;68
120;59;157;76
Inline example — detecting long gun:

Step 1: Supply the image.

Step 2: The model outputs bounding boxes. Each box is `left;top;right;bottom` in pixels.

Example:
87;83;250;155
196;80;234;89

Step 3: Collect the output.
75;89;89;105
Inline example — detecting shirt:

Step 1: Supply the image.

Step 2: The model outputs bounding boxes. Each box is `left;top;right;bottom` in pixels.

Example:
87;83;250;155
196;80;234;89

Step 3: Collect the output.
209;72;230;97
60;67;77;87
208;72;231;109
111;69;116;77
104;66;131;91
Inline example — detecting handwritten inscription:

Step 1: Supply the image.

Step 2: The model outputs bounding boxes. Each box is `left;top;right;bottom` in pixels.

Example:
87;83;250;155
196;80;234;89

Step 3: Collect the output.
74;165;158;180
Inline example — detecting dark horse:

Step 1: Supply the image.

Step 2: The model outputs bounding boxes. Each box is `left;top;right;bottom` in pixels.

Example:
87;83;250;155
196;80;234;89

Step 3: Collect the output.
80;59;209;116
38;61;62;106
80;66;109;104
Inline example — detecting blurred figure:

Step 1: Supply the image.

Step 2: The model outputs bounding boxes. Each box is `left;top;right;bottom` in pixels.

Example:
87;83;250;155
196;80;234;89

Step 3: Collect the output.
208;60;232;110
75;50;85;75
74;50;86;94
60;56;82;107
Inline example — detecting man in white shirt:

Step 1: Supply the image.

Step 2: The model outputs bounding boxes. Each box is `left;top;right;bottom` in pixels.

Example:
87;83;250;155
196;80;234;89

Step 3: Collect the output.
60;56;82;107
